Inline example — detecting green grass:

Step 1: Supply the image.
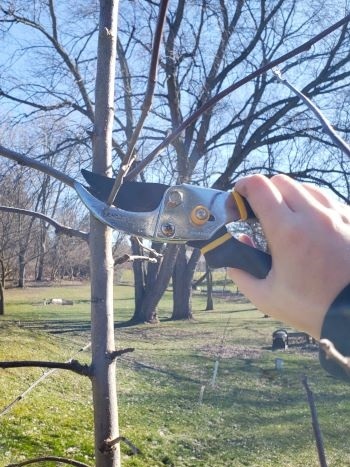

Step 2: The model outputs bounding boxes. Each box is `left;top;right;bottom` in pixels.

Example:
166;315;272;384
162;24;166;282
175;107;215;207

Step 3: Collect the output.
0;282;349;466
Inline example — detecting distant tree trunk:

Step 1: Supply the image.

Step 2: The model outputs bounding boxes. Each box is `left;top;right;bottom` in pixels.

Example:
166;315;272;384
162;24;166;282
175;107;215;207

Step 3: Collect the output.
131;237;146;322
18;250;26;288
36;223;46;281
192;270;209;290
0;283;4;316
171;246;200;320
172;246;192;320
132;243;179;323
205;265;213;311
0;258;5;315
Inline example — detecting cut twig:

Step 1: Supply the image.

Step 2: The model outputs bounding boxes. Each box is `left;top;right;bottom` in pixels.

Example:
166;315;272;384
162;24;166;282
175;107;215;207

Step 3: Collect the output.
107;0;170;205
6;456;90;467
126;12;350;181
0;359;91;376
302;376;328;467
100;436;141;455
108;348;135;360
319;339;350;375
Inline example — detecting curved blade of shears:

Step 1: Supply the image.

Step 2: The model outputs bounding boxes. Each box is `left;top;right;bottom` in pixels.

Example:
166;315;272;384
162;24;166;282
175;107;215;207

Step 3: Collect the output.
81;169;168;212
74;181;161;240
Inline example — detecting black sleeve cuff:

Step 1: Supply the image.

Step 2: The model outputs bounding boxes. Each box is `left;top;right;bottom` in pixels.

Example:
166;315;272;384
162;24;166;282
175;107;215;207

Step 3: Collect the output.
319;284;350;381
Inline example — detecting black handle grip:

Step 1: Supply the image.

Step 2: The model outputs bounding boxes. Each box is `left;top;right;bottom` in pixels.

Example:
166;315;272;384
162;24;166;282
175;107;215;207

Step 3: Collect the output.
203;235;271;278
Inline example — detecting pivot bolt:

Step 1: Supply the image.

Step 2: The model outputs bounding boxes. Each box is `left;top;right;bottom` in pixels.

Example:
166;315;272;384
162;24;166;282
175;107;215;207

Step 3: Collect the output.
167;189;183;208
161;222;175;237
190;205;210;225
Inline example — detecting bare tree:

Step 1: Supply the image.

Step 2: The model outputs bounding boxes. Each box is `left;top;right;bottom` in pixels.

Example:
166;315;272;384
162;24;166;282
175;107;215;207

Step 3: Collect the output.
0;3;350;467
1;1;350;319
0;1;121;466
115;0;350;320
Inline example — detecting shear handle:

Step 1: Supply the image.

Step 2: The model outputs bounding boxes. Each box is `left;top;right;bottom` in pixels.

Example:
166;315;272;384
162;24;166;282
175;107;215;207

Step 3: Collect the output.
189;227;272;279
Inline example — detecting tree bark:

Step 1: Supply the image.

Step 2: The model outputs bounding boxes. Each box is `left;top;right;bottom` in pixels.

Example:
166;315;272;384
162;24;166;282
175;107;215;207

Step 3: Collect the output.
18;250;26;288
171;246;200;320
133;244;179;323
130;237;146;323
205;265;214;311
90;219;119;467
0;258;4;315
90;1;120;466
172;246;192;320
36;223;47;281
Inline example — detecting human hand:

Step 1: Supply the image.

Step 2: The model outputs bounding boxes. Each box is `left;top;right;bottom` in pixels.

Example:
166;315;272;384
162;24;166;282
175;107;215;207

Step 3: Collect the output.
228;174;350;338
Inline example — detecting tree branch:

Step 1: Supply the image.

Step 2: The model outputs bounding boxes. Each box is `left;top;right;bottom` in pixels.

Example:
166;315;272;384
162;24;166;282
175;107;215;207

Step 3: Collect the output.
0;359;91;377
0;343;91;418
126;12;350;180
107;0;170;205
0;7;95;121
272;67;350;157
0;206;89;241
0;145;75;187
99;436;140;455
6;456;90;467
108;348;135;360
114;254;158;265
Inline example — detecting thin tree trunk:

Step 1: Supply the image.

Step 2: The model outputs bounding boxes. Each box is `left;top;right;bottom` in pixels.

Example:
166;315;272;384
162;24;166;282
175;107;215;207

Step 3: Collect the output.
172;247;201;320
0;283;4;315
0;258;4;315
137;244;179;323
131;237;146;323
172;246;193;320
205;265;213;311
18;250;26;288
90;1;120;466
90;219;119;467
36;225;46;281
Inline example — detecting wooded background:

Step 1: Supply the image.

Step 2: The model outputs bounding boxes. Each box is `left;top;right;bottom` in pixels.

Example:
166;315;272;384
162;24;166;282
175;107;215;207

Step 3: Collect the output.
0;2;350;465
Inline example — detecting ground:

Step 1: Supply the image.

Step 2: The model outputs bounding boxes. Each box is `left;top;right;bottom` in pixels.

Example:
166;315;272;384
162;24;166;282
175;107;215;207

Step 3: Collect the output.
0;280;349;466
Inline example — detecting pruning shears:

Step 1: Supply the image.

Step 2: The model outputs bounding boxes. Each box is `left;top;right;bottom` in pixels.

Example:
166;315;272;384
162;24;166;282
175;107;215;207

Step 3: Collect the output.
75;170;272;279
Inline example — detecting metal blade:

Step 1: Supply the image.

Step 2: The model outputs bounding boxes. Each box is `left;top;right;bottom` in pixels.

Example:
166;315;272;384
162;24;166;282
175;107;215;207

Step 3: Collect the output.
74;181;160;239
81;169;168;212
76;171;244;243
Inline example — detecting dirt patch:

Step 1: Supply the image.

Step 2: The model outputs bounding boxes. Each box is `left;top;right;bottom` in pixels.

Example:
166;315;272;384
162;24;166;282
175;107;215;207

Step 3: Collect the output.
199;343;263;360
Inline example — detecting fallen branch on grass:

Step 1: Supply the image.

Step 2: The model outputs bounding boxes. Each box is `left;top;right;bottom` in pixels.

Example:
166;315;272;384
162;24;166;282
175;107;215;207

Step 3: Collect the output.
6;455;90;467
0;359;91;376
302;375;328;467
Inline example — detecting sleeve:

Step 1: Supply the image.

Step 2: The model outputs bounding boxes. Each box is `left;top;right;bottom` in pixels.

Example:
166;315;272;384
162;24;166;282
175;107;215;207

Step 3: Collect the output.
319;283;350;381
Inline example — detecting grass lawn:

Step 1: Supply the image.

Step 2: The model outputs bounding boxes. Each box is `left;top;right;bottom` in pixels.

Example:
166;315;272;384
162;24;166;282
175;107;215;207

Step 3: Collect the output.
0;280;349;466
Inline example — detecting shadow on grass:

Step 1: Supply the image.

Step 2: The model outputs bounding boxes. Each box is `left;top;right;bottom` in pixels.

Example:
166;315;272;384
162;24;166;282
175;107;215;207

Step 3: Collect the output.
17;319;91;335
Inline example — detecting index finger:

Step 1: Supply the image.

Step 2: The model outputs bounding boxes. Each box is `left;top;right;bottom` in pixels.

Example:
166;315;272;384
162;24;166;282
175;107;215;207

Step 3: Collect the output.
234;175;290;237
